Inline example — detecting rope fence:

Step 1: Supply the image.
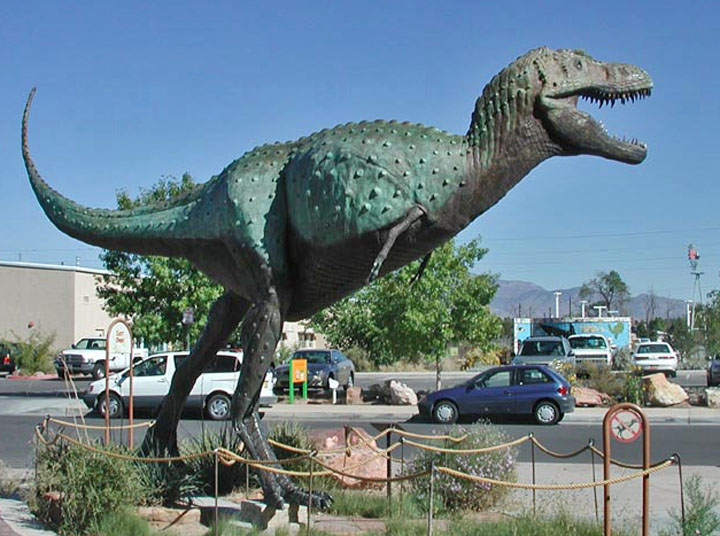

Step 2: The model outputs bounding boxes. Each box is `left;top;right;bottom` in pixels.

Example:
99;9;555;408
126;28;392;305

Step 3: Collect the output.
34;421;676;491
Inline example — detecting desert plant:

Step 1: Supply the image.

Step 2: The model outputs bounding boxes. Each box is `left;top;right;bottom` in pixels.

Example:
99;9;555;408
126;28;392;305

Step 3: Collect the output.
94;506;155;536
181;426;253;496
34;440;147;536
660;475;720;536
139;457;202;506
9;328;57;374
405;422;516;514
268;421;316;488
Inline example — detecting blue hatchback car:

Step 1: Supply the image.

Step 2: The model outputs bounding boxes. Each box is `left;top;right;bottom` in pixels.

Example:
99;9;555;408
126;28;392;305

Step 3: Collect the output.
417;365;574;425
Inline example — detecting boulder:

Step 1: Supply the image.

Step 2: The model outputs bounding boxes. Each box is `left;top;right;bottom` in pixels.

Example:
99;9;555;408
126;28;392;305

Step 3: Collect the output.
643;373;688;407
308;426;386;488
42;491;62;525
364;382;391;403
706;387;720;408
388;380;418;405
345;386;363;405
572;386;612;407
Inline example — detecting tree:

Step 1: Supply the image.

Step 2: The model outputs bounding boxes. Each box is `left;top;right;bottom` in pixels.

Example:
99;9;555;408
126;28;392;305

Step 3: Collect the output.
96;175;225;348
310;239;502;388
579;270;630;313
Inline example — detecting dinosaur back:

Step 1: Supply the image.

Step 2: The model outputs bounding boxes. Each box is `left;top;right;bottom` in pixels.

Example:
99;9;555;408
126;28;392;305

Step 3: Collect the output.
285;121;468;245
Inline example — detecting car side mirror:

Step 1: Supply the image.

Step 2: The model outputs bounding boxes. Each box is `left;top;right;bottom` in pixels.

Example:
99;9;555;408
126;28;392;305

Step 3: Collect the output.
568;350;575;357
71;344;76;349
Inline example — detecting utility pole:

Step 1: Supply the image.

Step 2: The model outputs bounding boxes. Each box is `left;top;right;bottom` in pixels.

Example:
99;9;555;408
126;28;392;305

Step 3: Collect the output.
553;291;562;318
580;300;588;318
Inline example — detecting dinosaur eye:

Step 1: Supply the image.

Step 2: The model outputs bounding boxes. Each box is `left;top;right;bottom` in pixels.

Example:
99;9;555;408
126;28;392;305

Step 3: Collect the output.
575;59;583;70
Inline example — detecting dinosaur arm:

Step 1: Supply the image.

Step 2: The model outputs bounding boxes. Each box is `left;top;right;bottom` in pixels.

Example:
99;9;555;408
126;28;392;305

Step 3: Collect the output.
367;205;426;283
410;252;433;286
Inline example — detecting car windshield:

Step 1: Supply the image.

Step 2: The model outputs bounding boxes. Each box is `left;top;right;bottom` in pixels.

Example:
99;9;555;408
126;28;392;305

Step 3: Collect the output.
290;351;330;364
520;340;565;356
75;338;106;350
570;337;607;350
637;343;671;354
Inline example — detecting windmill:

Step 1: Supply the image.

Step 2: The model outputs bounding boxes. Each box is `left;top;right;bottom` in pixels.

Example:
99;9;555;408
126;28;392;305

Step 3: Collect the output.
688;244;703;330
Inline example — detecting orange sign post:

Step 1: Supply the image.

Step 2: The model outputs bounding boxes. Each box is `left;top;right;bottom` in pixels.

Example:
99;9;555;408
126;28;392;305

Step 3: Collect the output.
603;403;650;536
288;358;308;404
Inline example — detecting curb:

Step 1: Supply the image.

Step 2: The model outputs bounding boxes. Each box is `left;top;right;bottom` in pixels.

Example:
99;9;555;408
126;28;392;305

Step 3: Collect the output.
6;375;57;381
0;499;56;535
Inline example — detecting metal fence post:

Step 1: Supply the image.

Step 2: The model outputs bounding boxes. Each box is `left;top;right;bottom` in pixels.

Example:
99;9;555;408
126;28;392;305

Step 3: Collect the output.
307;452;315;536
674;453;685;533
214;449;219;536
427;459;434;536
589;439;599;523
400;437;405;517
386;425;393;515
530;433;536;515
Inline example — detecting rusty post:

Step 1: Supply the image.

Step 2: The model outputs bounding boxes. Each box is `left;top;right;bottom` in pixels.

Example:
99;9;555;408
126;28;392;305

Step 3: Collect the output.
427;459;434;536
400;437;405;516
214;449;219;536
128;346;134;449
603;402;649;536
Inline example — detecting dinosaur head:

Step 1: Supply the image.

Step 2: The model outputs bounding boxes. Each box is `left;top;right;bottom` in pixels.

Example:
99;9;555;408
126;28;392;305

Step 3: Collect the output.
534;48;652;164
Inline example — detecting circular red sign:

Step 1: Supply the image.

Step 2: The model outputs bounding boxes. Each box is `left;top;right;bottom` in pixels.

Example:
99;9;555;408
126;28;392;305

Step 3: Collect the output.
609;409;643;443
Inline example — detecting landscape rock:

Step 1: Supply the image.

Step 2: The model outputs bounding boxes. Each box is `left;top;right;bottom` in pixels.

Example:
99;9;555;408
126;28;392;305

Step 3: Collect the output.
364;382;390;403
137;506;201;525
572;386;612;407
345;386;363;405
706;387;720;408
388;380;418;405
643;373;688;406
42;491;62;526
308;426;386;488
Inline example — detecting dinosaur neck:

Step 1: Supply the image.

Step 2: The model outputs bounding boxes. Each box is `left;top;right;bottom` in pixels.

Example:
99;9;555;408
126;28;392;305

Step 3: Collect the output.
460;55;557;223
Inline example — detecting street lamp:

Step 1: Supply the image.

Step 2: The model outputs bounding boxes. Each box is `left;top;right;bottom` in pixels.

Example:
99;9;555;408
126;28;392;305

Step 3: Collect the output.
553;292;562;318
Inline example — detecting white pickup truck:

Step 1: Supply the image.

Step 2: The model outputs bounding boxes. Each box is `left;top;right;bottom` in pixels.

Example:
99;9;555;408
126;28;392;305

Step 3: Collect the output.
568;334;613;367
55;337;149;380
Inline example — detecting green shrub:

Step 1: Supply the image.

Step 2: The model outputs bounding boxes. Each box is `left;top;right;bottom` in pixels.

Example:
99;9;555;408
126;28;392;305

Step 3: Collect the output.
268;421;316;488
34;440;147;535
659;475;720;536
94;507;155;536
9;329;57;374
181;426;251;496
139;457;202;506
405;422;516;514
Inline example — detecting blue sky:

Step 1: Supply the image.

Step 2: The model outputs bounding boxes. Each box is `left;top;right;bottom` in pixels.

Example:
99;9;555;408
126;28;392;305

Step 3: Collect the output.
1;1;718;302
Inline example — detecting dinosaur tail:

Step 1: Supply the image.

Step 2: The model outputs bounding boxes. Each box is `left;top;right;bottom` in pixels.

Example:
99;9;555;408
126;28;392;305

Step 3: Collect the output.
22;89;207;257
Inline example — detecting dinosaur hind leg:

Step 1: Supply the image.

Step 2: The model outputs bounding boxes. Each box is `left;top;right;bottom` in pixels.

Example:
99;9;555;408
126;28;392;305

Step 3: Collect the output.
231;289;331;509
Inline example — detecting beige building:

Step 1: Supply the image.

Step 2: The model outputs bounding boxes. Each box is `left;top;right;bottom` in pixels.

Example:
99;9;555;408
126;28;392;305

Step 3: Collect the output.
0;261;326;352
0;261;113;348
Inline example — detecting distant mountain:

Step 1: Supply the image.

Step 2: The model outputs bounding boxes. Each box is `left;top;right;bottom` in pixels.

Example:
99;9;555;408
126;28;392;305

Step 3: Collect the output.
490;280;686;320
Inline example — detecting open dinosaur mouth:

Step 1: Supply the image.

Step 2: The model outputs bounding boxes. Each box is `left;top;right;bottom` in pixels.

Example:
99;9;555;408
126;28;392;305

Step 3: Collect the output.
578;87;651;149
544;85;652;165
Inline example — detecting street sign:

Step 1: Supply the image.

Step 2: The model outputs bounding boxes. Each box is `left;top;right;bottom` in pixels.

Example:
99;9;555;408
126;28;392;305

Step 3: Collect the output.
105;319;134;447
182;307;195;325
609;408;643;443
292;359;307;383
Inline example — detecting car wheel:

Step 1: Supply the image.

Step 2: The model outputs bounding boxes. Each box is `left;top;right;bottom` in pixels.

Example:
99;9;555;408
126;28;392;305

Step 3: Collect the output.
432;400;459;424
534;401;560;425
206;393;231;421
92;362;106;381
345;372;355;391
98;392;122;419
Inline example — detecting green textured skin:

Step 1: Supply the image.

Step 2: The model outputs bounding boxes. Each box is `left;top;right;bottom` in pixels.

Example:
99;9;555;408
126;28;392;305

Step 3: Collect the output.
284;121;467;244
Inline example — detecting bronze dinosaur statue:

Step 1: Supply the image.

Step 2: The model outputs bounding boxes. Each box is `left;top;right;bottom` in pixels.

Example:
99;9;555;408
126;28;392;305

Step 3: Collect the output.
22;47;652;508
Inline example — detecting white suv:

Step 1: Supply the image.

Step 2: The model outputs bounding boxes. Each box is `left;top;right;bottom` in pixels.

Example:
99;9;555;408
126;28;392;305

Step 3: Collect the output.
632;341;678;377
83;351;276;420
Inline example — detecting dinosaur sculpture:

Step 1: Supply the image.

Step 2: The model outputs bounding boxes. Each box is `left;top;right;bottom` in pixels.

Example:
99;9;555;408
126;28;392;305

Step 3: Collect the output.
22;47;652;508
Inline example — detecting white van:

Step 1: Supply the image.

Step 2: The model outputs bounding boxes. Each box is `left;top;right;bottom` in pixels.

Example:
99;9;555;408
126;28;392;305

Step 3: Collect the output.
83;351;276;420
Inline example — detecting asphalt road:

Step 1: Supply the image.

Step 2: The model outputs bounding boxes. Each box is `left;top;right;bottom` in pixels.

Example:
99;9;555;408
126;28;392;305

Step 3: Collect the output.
0;369;708;396
3;412;718;470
